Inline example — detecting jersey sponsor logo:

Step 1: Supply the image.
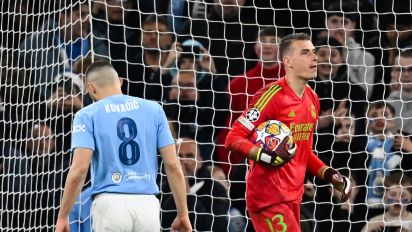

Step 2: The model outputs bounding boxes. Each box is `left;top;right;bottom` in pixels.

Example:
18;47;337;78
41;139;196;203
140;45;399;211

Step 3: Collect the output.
246;108;260;122
288;110;296;117
112;172;122;183
238;116;255;131
289;122;314;141
311;104;316;118
254;85;282;111
73;124;86;133
125;171;151;181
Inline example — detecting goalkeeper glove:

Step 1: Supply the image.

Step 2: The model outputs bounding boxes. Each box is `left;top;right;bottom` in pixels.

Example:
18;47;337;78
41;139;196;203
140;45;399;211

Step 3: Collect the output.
255;136;297;167
323;167;352;202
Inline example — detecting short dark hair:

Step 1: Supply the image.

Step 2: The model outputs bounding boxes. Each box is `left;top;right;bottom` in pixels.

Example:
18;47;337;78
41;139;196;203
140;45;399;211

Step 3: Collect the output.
368;101;396;117
315;37;343;55
257;27;285;41
143;15;170;31
279;33;311;59
85;61;114;77
400;49;412;58
384;172;412;190
326;2;359;23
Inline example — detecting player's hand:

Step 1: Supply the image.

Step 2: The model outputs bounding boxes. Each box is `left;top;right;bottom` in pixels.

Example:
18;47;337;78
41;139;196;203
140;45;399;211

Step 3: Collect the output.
394;133;412;152
55;217;70;232
256;136;297;167
324;168;352;202
171;214;192;232
366;222;384;232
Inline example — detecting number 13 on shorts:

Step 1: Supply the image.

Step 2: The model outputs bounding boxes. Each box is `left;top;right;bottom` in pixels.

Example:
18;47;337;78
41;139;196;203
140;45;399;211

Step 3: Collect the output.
265;214;287;232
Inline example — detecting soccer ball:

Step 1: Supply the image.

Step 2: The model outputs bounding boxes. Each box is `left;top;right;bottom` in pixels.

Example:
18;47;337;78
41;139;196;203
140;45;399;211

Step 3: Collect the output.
252;120;295;152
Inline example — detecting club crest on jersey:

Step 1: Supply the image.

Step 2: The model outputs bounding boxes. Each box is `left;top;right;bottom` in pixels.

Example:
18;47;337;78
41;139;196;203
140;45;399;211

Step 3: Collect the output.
311;104;316;118
112;172;122;183
246;108;260;122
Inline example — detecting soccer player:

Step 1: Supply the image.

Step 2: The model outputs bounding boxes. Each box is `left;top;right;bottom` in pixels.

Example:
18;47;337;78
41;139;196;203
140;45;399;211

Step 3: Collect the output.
55;61;192;232
225;33;352;231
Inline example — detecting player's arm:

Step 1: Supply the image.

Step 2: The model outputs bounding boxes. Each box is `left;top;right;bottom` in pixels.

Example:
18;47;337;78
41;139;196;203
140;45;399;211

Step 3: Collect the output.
56;148;92;228
307;95;351;202
307;151;352;202
225;120;260;160
159;144;192;231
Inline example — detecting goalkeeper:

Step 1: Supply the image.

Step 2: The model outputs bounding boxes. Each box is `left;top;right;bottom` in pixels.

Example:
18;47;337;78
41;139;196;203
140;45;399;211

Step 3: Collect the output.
225;33;352;231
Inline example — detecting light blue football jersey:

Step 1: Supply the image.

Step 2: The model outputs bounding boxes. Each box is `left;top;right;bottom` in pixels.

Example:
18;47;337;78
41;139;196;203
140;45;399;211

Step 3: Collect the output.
71;94;174;196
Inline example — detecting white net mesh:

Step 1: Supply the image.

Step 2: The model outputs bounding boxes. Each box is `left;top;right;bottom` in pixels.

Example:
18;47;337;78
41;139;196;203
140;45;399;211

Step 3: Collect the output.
1;0;412;231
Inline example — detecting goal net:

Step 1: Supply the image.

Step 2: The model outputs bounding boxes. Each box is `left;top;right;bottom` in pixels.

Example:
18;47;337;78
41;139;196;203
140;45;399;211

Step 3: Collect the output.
1;0;412;231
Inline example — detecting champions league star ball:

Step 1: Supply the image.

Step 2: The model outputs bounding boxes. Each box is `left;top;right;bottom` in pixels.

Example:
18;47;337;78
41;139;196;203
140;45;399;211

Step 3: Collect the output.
252;120;295;152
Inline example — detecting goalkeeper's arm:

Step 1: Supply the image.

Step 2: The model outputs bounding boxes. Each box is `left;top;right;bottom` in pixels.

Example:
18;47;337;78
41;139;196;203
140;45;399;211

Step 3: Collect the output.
307;151;352;202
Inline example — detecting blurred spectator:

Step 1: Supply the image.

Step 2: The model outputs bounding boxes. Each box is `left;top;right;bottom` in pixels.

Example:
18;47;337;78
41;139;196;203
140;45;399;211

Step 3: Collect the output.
161;138;229;231
328;173;366;232
180;0;258;76
92;0;140;78
302;178;317;232
164;70;227;160
387;49;412;155
167;117;179;140
206;165;246;232
387;48;412;120
324;2;376;99
335;115;357;144
369;0;412;100
309;37;367;152
165;0;212;33
366;102;400;215
216;27;285;174
0;0;29;48
0;57;35;142
362;172;412;232
315;112;368;232
19;0;98;100
207;165;229;191
123;15;174;101
172;38;228;139
377;0;412;66
1;123;69;231
167;0;219;33
165;39;217;77
26;123;67;231
43;72;83;152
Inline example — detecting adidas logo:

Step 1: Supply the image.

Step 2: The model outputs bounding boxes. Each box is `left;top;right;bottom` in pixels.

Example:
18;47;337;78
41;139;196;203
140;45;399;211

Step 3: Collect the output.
288;110;295;117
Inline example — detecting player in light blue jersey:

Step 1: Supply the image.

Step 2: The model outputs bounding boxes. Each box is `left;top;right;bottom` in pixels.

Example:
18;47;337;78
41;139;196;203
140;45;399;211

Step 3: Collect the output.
56;61;192;232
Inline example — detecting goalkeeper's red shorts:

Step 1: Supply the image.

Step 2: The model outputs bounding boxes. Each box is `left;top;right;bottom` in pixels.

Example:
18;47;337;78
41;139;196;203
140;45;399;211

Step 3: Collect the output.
249;202;300;232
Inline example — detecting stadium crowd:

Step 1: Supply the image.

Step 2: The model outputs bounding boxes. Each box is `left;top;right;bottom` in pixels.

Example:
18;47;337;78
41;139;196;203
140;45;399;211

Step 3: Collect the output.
1;0;412;231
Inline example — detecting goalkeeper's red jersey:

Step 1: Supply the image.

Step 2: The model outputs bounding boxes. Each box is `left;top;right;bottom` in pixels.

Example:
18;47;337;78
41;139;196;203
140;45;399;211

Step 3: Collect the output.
225;77;322;212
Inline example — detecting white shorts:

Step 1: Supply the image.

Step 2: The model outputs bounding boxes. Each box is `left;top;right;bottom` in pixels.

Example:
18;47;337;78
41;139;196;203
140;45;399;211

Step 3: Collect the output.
92;193;160;232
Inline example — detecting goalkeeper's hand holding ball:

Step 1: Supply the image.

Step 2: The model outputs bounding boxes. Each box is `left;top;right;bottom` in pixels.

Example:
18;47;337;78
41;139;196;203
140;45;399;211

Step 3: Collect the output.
255;136;297;167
